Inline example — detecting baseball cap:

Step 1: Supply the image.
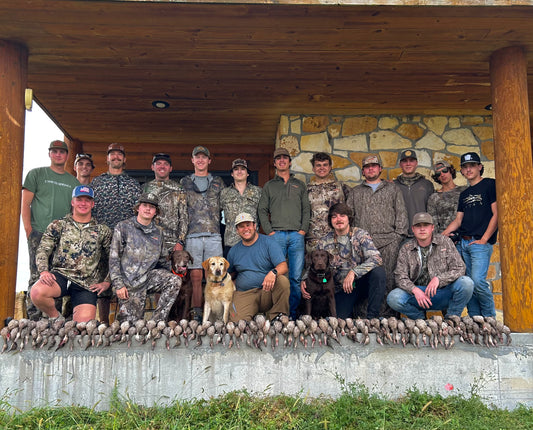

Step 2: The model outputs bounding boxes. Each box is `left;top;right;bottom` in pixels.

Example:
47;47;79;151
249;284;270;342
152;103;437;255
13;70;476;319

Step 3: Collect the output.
137;193;159;207
152;153;172;165
434;160;451;169
362;154;382;167
107;143;126;155
460;152;481;165
192;146;210;157
273;147;290;159
74;153;94;168
72;185;94;199
399;149;417;161
49;140;68;152
234;212;255;226
412;212;434;226
232;158;248;170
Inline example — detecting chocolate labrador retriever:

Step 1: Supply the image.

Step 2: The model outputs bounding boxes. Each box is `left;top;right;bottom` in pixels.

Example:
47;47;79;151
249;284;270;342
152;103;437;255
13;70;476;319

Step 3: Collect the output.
302;249;336;318
168;249;194;321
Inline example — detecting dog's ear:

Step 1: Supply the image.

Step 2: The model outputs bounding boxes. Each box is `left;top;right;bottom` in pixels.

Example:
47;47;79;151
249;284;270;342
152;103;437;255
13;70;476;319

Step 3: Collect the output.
167;248;173;261
223;258;230;272
305;251;312;268
202;258;210;271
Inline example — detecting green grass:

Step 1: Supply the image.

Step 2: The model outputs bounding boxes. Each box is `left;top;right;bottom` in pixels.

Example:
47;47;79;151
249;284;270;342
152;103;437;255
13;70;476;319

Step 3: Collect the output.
0;383;531;429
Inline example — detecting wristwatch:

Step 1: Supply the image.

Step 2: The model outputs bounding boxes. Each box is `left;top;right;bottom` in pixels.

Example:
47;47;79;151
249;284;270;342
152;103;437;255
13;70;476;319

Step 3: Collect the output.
271;268;278;276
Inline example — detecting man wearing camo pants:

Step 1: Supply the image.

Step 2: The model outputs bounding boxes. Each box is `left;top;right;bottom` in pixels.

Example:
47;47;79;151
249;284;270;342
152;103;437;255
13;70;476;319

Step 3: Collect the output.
109;193;181;323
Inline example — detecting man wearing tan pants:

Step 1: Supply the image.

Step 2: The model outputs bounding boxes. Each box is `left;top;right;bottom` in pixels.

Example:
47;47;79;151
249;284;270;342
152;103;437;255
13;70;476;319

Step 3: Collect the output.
227;213;289;322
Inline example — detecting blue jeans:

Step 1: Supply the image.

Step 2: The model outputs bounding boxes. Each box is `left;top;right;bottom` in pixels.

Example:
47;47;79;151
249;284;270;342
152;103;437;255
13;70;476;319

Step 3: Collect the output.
457;238;496;317
271;231;305;319
386;276;474;319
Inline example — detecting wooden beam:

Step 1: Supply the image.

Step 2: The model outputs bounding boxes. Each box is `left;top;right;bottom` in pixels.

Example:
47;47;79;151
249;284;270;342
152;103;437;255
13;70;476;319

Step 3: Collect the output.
490;46;533;332
0;40;27;326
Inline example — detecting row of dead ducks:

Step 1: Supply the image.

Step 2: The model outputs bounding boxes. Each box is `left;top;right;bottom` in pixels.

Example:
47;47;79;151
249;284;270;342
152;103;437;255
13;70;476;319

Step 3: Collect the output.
1;314;511;353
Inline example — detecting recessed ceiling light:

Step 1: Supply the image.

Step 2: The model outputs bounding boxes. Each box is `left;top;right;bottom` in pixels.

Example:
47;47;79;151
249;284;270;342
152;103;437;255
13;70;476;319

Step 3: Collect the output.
152;100;169;109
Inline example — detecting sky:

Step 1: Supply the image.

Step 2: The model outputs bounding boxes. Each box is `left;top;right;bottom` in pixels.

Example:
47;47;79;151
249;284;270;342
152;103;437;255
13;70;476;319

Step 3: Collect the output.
17;104;64;291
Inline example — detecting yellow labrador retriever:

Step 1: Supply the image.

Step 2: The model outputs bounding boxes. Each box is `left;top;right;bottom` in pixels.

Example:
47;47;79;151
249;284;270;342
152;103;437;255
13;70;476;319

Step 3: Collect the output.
202;256;236;323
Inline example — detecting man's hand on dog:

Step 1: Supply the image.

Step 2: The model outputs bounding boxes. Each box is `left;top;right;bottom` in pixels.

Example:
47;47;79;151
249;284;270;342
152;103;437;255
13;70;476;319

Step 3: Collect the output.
116;286;129;300
262;271;276;291
300;280;311;299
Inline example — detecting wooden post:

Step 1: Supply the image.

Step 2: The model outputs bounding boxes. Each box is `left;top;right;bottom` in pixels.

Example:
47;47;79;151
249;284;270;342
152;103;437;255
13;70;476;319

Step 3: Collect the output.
490;46;533;332
0;41;28;326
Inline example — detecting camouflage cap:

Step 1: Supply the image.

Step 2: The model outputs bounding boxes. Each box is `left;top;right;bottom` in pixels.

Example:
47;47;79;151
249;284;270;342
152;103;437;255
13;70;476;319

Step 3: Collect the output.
362;154;382;167
412;212;434;226
434;160;451;170
152;153;172;165
137;192;159;207
273;147;290;159
234;212;255;226
107;143;126;155
74;153;94;167
231;158;248;170
192;146;210;157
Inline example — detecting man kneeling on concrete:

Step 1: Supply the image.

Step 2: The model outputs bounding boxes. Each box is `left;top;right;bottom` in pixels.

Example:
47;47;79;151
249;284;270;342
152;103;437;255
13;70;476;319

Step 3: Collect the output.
227;213;290;322
30;185;112;323
110;193;182;323
387;212;473;319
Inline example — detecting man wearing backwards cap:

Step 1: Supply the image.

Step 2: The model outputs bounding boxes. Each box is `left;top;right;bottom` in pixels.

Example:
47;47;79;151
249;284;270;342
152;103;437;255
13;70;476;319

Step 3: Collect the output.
394;149;434;236
30;185;113;323
258;147;310;319
442;152;498;317
22;139;80;320
346;154;408;316
227;212;289;322
91;143;141;323
144;153;188;253
220;158;262;256
109;193;182;324
387;212;473;319
181;146;226;321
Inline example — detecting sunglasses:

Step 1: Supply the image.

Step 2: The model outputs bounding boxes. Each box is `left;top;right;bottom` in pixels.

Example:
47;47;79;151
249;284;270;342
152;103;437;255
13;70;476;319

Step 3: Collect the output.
435;167;449;176
76;153;92;159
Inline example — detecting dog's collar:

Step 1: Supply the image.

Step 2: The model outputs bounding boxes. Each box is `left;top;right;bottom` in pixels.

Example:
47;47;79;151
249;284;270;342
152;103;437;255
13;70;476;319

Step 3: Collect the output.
316;272;328;283
212;272;230;286
172;268;187;278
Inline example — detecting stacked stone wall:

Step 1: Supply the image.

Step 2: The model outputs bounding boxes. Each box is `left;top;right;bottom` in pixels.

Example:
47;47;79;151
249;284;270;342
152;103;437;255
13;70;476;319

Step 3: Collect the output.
276;113;501;312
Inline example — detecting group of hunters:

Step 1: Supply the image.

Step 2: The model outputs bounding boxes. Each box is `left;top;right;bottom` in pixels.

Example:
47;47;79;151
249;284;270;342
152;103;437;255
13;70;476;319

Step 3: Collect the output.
22;140;498;324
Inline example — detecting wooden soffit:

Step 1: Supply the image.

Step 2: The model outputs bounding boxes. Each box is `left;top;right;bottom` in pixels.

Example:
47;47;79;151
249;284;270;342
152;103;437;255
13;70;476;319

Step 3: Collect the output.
1;1;533;148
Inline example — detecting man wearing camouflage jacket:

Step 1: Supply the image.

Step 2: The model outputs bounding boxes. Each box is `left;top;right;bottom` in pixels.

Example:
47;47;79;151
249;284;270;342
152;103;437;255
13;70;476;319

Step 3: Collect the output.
30;185;112;322
144;153;188;252
110;193;181;323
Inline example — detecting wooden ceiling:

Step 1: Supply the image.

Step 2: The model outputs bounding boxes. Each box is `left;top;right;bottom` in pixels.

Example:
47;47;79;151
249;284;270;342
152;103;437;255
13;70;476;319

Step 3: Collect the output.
1;1;533;148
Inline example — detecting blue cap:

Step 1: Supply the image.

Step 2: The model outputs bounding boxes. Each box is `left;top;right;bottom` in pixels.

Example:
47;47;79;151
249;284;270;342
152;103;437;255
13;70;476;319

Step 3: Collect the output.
72;185;94;199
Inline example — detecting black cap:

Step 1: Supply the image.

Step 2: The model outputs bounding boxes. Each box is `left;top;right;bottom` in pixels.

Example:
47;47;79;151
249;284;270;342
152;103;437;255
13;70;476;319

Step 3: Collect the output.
152;153;172;165
460;152;481;165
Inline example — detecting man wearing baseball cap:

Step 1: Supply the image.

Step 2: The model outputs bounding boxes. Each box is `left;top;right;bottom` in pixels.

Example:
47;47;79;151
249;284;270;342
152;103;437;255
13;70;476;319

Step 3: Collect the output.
442;152;498;317
227;212;289;322
387;212;473;320
181;146;226;321
394;149;434;236
90;143;142;323
30;185;113;323
144;153;188;253
74;153;95;185
109;193;182;324
220;158;262;256
258;147;310;319
346;154;408;316
22;139;80;319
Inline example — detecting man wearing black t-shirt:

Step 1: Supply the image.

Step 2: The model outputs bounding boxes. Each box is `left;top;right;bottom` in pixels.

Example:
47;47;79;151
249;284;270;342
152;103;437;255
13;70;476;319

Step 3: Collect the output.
442;152;497;317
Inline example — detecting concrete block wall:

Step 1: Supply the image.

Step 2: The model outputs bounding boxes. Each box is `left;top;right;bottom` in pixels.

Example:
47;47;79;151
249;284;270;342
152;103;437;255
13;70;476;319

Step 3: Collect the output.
276;113;501;311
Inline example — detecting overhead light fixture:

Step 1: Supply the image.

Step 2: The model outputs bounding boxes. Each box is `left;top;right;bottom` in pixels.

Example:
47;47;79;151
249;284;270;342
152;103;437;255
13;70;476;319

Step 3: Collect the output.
484;104;492;111
152;100;169;109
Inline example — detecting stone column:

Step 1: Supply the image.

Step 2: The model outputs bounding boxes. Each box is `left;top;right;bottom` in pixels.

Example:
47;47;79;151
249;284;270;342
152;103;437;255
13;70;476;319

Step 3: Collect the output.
0;41;28;326
490;46;533;332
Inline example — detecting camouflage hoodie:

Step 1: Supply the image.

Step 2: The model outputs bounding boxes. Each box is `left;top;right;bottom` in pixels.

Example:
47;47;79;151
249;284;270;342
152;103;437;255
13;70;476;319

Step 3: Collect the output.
36;214;112;290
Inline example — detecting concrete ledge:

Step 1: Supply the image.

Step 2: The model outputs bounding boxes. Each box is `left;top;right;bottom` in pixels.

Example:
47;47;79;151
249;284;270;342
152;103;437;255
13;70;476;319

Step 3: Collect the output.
1;334;531;411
